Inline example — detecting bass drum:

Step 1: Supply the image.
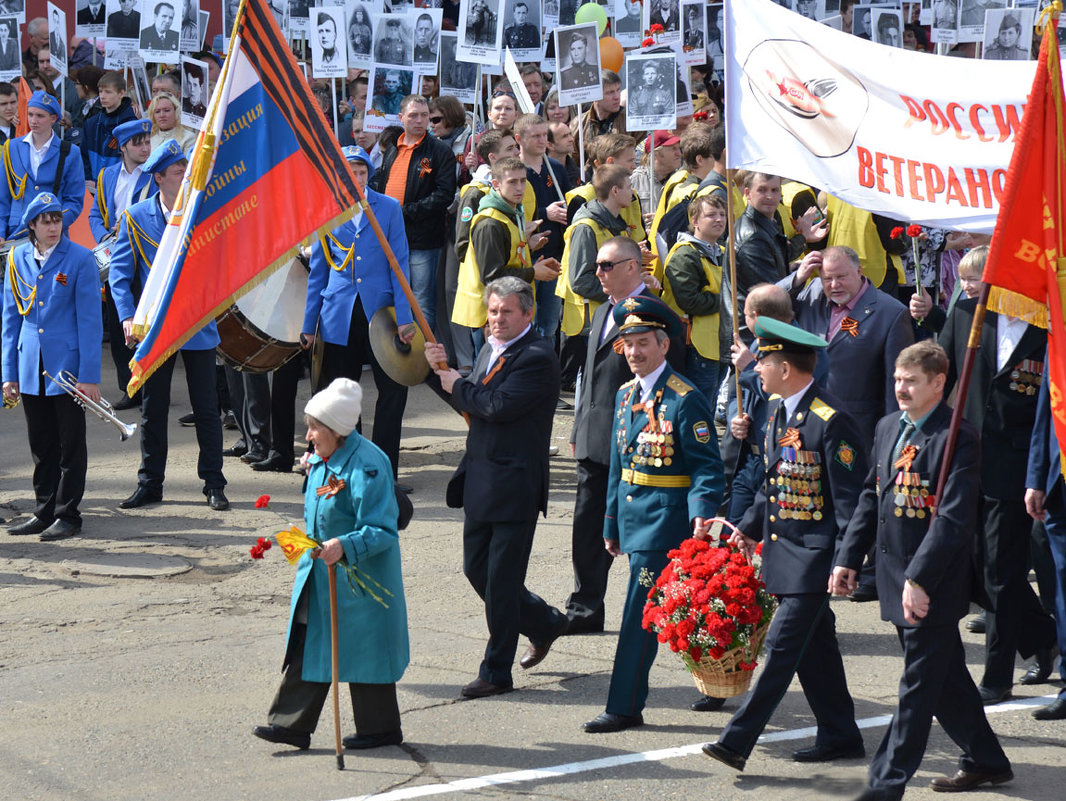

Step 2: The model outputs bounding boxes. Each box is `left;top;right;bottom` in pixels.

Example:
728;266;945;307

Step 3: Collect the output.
216;255;308;373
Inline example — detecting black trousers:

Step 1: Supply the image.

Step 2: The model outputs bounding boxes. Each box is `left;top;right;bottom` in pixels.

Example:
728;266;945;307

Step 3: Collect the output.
867;624;1009;796
463;516;567;687
720;594;860;758
565;458;614;625
269;354;303;463
104;288;137;399
138;349;225;493
980;496;1057;689
22;391;87;524
268;620;401;736
317;300;407;478
225;366;270;455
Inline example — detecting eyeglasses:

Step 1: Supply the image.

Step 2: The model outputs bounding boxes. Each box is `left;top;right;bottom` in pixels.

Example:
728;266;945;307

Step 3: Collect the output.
491;90;517;100
429;115;443;124
595;257;635;272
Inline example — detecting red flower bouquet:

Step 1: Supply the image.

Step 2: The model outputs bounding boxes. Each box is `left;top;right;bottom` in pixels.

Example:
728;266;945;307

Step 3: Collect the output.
640;521;777;697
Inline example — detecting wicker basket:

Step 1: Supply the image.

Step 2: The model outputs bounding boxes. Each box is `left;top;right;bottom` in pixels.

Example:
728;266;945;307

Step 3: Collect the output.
689;619;772;698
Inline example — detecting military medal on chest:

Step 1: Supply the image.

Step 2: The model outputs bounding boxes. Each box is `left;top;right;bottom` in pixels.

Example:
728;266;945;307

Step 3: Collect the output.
1010;359;1043;396
891;444;934;517
631;388;673;468
772;428;824;521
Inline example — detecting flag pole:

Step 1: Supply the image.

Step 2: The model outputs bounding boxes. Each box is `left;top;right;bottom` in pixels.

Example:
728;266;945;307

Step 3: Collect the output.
327;562;345;771
725;167;741;402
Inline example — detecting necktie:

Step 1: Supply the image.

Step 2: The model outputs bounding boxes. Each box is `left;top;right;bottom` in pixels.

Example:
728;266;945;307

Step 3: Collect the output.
891;419;916;468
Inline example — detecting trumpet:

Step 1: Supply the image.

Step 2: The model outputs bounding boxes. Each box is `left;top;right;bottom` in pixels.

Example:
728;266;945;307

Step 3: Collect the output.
43;370;138;442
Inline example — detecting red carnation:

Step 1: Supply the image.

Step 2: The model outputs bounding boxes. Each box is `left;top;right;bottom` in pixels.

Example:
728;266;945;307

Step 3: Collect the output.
650;23;665;34
890;226;904;239
906;224;923;237
255;494;271;508
642;37;655;47
250;545;264;559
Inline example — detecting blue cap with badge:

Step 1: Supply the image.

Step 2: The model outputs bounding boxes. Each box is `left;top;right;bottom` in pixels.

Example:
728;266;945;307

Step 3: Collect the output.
111;118;153;150
142;139;188;175
341;145;375;182
21;192;63;227
613;294;683;340
27;90;61;117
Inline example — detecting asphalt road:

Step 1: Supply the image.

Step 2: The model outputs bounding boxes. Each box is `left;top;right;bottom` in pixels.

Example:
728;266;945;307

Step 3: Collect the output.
1;358;1062;801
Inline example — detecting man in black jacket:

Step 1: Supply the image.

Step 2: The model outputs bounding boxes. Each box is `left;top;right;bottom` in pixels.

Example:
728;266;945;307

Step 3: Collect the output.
424;277;569;699
371;94;457;334
832;341;1011;799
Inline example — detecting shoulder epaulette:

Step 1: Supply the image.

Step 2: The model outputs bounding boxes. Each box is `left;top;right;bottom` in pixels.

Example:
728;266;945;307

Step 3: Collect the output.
667;374;692;396
620;378;637;389
810;397;836;421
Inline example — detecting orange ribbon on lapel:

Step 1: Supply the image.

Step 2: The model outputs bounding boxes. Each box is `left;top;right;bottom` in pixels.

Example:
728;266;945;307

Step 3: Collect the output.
840;316;859;337
55;273;68;286
315;475;346;497
893;444;919;471
418;157;433;179
481;354;507;385
778;427;802;448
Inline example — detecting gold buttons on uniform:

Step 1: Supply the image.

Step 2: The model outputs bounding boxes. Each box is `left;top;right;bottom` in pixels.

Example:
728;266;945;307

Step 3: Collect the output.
771;533;778;541
769;515;776;522
769;496;776;503
39;328;44;333
356;278;362;283
625;495;632;502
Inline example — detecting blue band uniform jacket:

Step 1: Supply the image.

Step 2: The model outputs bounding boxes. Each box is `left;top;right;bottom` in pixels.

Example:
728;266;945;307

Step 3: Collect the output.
89;162;157;243
0;137;86;239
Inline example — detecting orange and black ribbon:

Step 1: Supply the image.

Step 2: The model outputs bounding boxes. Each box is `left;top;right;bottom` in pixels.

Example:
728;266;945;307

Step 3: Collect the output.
778;427;802;448
840;316;859;337
418;157;433;179
315;475;346;497
55;273;67;286
481;354;507;385
893;444;918;471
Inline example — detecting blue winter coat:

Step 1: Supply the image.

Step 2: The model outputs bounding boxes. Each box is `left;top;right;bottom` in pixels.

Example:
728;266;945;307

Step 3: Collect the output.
286;433;410;684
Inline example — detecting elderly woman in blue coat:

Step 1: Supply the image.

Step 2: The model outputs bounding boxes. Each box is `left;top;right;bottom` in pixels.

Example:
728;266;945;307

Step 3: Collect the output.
253;378;409;751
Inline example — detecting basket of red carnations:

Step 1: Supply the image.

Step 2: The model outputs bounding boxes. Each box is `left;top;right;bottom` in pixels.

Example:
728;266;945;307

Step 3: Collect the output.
640;519;777;698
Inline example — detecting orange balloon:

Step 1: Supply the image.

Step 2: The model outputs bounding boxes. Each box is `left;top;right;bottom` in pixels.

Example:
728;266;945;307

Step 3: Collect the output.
600;37;624;73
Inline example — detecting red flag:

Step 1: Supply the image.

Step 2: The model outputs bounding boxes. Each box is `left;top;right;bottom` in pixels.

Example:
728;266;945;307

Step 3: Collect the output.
15;77;30;137
982;11;1066;471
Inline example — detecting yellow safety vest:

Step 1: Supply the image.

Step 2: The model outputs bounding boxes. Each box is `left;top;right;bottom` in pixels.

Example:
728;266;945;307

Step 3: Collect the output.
826;194;903;288
648;169;692;258
452;207;528;329
780;180;817;240
662;240;723;361
556;215;618;337
566;183;647;242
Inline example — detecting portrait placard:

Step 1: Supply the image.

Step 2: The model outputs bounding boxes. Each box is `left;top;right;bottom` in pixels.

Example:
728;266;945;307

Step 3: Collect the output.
180;54;209;130
626;51;677;131
311;6;349;77
75;0;107;37
554;22;602;107
457;0;504;65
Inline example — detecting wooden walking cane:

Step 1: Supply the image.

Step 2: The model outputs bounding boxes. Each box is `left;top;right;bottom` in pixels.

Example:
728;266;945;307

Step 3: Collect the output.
328;562;344;770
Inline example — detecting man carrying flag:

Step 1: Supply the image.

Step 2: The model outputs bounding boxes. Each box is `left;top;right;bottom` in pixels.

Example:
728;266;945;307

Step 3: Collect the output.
108;139;229;512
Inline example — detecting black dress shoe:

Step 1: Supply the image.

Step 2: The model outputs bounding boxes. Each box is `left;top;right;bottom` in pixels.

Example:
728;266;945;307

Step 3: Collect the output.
179;412;196;426
222;410;238;430
851;788;903;801
222;442;248;458
206;489;230;511
1018;646;1057;685
119;487;163;509
929;767;1013;792
690;695;726;712
583;712;643;733
252;724;310;750
250;453;293;473
977;685;1012;706
1033;697;1066;720
240;449;268;465
460;677;513;698
965;611;986;634
701;741;746;771
8;516;52;535
342;730;403;749
112;393;140;410
520;618;569;669
792;740;866;762
39;519;80;541
565;616;605;635
848;584;878;602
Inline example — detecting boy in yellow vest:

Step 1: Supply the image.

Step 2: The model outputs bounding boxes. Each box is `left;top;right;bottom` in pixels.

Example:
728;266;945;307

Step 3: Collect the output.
565;133;647;244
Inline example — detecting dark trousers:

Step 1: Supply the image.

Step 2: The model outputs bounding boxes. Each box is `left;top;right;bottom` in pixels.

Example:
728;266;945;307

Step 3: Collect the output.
867;624;1009;796
268;622;401;736
104;288;137;399
720;593;860;758
565;458;614;625
269;354;303;463
225;366;270;454
317;300;407;478
980;496;1057;689
462;516;566;687
606;550;669;717
138;349;225;492
22;391;87;524
1042;487;1066;688
559;332;587;387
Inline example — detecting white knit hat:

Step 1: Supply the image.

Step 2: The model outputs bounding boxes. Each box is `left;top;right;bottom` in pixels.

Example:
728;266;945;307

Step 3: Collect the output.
305;378;363;436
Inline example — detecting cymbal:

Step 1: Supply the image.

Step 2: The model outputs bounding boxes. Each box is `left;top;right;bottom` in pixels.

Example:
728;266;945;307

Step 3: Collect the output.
368;306;429;387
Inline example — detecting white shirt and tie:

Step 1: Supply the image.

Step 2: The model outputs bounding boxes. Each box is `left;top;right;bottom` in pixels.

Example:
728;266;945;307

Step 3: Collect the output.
24;131;54;179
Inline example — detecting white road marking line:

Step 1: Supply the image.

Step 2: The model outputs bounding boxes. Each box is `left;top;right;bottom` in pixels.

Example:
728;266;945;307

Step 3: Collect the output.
337;693;1057;801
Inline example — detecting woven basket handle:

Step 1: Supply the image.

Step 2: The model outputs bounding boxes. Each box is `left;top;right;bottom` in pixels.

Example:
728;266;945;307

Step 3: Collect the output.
706;516;757;565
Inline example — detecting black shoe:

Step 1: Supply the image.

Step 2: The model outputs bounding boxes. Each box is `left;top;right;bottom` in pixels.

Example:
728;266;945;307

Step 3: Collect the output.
977;685;1012;706
39;519;80;541
179;412;195;426
119;487;162;509
792;741;866;763
701;741;746;771
1018;646;1057;685
583;712;643;733
929;767;1013;792
240;450;268;465
250;453;293;473
222;411;238;430
965;611;986;634
848;584;878;602
342;730;403;749
252;724;310;750
222;442;248;458
112;393;139;411
565;616;605;635
1033;697;1066;720
206;489;230;511
851;788;903;801
460;677;513;698
556;397;573;410
690;695;726;712
8;515;52;535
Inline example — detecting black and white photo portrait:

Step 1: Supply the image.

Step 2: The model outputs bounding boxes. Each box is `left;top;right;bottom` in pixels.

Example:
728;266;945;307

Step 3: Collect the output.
958;0;1008;42
288;0;311;36
0;16;19;77
372;13;412;66
646;0;682;39
368;64;412;121
181;54;208;128
76;0;107;37
555;22;601;106
614;0;643;47
139;1;180;57
626;51;677;131
680;0;705;64
0;0;25;19
412;9;441;66
345;1;374;66
705;3;724;79
931;0;960;43
438;29;477;104
982;7;1034;60
502;0;540;58
794;0;819;19
872;8;903;46
464;0;498;46
457;0;504;64
179;0;200;52
311;7;348;77
47;3;68;77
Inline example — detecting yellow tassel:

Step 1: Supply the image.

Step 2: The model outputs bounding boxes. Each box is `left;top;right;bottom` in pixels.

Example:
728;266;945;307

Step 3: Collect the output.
986;286;1049;329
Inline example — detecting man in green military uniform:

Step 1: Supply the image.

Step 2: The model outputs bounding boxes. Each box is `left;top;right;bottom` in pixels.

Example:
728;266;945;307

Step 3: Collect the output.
560;30;600;91
584;295;724;733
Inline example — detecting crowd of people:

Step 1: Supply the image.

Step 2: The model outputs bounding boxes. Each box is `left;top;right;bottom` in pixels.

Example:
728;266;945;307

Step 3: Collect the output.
2;6;1064;801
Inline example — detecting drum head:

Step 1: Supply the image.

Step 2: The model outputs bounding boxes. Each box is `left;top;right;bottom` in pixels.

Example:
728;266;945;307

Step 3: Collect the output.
234;257;308;346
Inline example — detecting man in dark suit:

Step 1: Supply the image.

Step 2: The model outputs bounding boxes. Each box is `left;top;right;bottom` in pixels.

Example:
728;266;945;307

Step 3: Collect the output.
78;1;107;27
107;0;142;39
49;9;66;60
703;316;865;771
1024;358;1066;720
939;298;1056;703
140;2;179;50
424;277;569;699
583;296;724;733
832;341;1012;800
